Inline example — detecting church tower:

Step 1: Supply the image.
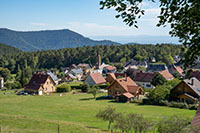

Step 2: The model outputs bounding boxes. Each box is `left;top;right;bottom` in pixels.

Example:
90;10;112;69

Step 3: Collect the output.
96;51;101;69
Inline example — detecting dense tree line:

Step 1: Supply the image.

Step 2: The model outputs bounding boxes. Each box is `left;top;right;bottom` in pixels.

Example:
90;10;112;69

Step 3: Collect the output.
0;44;183;74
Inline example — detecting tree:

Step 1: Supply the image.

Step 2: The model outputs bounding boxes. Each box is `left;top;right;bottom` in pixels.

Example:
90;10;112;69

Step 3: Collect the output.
80;83;90;92
151;72;167;86
113;113;155;132
128;113;154;133
0;67;11;82
148;85;170;104
96;106;119;130
100;0;200;68
19;67;32;87
113;113;131;132
157;115;190;133
87;85;100;100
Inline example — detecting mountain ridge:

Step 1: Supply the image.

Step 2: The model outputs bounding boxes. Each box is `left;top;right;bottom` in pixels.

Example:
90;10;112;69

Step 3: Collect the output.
0;28;120;51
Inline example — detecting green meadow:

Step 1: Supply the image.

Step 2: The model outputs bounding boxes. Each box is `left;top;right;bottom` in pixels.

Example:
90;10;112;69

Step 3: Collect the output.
0;90;196;133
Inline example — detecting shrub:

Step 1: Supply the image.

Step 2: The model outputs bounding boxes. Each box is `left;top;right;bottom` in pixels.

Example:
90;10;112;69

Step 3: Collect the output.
70;85;81;89
188;104;198;110
4;82;20;89
97;84;109;89
56;84;71;92
80;83;90;92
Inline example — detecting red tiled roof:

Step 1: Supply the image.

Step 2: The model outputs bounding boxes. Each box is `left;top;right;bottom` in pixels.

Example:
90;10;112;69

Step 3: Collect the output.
104;66;116;71
122;93;134;98
90;72;106;84
106;73;116;84
159;70;174;80
127;85;140;94
133;72;155;82
192;106;200;126
176;66;184;75
115;77;139;92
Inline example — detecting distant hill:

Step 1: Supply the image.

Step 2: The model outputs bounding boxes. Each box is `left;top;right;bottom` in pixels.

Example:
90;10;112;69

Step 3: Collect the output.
0;43;21;56
0;28;120;51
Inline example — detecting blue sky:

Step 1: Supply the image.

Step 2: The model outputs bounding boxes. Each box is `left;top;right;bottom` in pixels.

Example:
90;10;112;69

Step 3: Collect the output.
0;0;178;43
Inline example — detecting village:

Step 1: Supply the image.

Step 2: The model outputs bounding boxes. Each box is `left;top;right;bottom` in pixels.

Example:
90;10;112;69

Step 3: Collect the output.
1;51;200;132
4;52;199;105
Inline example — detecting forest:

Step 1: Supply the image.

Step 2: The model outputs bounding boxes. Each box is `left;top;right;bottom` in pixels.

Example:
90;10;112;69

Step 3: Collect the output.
0;43;183;74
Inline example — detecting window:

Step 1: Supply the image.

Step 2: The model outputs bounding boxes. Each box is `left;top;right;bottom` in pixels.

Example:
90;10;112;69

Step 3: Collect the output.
51;86;53;91
146;84;151;87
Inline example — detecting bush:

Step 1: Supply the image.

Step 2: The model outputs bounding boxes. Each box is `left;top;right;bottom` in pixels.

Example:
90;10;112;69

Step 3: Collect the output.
70;85;81;89
56;84;71;92
188;104;198;110
4;82;21;89
97;84;109;89
80;83;90;92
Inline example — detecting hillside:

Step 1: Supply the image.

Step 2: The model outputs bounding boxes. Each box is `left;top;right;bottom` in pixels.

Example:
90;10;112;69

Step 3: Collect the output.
0;43;22;56
0;28;120;51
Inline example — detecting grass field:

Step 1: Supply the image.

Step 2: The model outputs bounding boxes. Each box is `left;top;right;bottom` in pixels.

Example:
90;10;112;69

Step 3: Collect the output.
0;90;196;133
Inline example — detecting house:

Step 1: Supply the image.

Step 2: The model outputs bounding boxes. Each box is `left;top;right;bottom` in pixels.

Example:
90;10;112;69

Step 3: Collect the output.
71;68;83;80
125;68;141;80
173;55;181;64
103;65;116;74
170;77;200;104
133;72;155;89
47;71;59;85
65;73;77;81
146;64;168;72
107;76;144;102
84;72;106;85
106;73;116;84
24;72;56;95
0;76;4;89
124;59;148;70
65;68;83;81
77;63;91;74
159;70;174;80
168;65;184;76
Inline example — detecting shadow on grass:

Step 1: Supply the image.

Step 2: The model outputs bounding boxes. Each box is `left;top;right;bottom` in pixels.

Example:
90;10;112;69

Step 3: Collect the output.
96;96;110;101
79;96;113;101
79;97;94;100
108;100;127;103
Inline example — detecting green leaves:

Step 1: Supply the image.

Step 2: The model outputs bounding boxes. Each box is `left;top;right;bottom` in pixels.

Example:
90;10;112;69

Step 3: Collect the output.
100;0;200;67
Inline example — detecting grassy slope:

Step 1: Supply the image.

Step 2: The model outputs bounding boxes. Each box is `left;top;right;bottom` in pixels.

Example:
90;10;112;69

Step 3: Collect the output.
0;90;196;132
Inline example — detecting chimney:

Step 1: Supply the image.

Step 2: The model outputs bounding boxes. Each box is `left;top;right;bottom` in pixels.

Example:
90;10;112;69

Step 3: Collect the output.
125;73;127;81
191;78;194;86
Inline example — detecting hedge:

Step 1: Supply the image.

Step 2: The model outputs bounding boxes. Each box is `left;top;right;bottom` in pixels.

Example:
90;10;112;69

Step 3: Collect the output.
142;99;198;110
56;84;71;92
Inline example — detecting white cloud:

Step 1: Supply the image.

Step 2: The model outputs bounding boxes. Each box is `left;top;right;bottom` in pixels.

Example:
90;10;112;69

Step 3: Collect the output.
66;22;139;36
145;8;160;15
30;22;49;26
66;21;169;37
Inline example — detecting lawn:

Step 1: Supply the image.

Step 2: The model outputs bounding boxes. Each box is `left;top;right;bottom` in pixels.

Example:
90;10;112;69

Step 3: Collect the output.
0;90;196;132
